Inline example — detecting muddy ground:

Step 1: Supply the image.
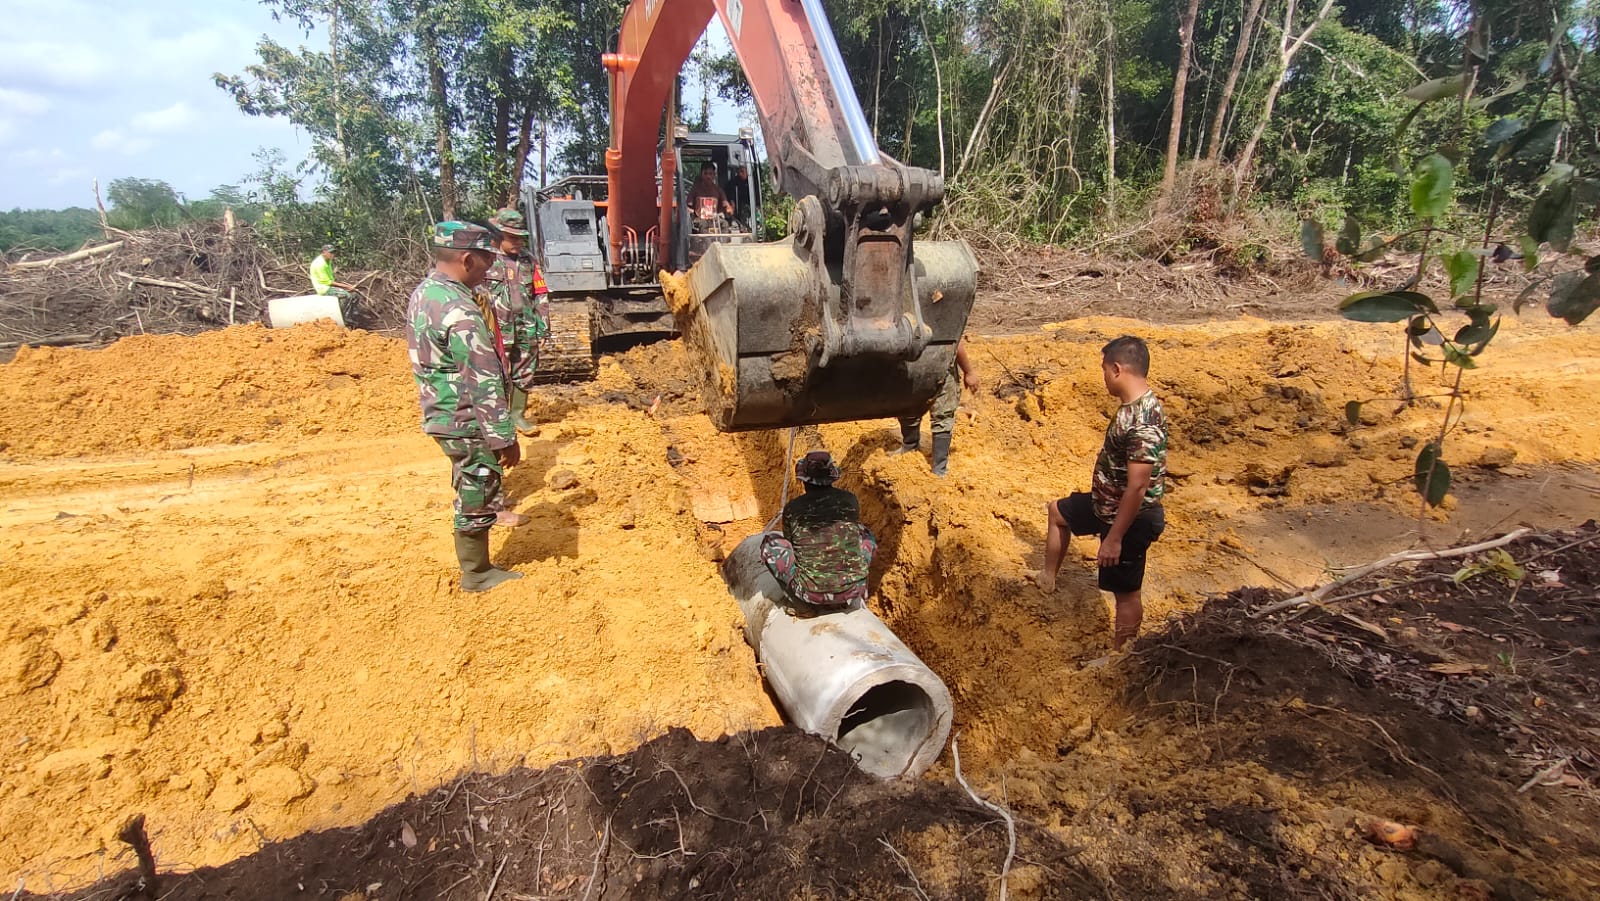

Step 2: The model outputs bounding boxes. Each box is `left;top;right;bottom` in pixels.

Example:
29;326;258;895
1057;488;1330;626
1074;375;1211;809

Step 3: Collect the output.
4;253;1600;899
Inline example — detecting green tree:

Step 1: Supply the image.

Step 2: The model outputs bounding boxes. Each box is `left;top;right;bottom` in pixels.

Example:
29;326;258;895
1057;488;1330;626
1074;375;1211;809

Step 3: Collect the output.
106;178;185;229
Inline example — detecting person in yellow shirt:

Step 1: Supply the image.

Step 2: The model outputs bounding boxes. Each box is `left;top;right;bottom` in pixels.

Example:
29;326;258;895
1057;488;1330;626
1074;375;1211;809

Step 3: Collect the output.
309;245;353;300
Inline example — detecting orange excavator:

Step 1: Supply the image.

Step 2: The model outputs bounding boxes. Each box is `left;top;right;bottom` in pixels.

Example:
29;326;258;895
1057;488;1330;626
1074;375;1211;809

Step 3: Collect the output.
526;0;977;432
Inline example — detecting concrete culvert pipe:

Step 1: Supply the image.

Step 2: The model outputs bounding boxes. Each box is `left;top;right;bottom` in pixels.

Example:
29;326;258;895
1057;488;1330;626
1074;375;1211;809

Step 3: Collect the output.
722;534;953;779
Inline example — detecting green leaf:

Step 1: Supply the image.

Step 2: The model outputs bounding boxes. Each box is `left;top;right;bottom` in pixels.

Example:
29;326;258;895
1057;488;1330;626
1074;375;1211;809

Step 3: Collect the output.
1355;240;1389;263
1519;235;1540;272
1300;219;1324;259
1442;343;1479;369
1414;442;1451;507
1528;178;1576;252
1336;216;1361;256
1403;74;1468;102
1547;272;1600;326
1339;291;1437;322
1467;316;1501;355
1410;154;1453;220
1344;400;1363;426
1505;120;1562;160
1471;75;1528;109
1443;250;1481;299
1411;351;1437;366
1484;117;1525;149
1455;313;1496;347
1514;275;1553;314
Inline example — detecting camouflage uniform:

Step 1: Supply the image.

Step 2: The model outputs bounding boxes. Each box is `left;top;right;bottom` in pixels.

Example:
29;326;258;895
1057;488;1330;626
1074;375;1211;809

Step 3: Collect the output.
482;208;551;391
405;223;515;534
761;485;877;609
900;360;962;437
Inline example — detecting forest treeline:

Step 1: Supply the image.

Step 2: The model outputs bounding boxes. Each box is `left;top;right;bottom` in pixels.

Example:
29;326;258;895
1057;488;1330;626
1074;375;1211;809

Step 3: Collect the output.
5;0;1596;259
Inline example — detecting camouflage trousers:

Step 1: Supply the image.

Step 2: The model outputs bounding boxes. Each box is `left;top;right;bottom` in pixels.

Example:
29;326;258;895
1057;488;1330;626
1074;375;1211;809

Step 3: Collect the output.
759;531;877;609
899;364;961;436
435;437;503;533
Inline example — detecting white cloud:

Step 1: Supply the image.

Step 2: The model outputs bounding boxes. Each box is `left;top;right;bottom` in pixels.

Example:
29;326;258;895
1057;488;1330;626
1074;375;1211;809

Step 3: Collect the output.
88;130;153;155
9;147;66;167
48;167;91;186
0;87;51;117
131;102;197;133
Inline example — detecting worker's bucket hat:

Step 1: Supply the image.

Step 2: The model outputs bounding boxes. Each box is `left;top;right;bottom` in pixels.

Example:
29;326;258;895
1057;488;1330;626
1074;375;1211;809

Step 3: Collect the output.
431;221;495;252
490;208;531;237
795;451;841;485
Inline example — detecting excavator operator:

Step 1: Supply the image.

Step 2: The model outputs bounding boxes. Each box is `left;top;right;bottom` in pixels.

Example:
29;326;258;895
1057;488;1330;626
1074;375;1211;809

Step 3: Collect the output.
687;161;734;221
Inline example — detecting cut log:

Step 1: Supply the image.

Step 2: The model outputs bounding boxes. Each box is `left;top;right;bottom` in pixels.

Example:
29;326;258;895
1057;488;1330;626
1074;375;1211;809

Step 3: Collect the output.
9;241;124;270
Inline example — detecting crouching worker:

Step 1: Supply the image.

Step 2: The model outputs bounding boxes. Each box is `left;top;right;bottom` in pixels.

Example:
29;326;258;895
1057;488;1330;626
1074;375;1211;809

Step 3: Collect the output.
760;452;878;613
1035;335;1168;653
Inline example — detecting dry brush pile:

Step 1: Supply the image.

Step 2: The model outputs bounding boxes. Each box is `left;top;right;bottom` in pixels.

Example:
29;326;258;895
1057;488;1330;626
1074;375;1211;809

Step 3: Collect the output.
0;224;412;350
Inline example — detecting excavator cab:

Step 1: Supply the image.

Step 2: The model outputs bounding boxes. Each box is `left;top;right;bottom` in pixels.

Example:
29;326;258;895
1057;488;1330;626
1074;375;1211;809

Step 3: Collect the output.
667;128;763;271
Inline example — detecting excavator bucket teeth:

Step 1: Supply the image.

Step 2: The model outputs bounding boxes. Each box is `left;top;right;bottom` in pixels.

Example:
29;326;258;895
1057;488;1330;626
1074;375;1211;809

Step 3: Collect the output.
667;239;978;432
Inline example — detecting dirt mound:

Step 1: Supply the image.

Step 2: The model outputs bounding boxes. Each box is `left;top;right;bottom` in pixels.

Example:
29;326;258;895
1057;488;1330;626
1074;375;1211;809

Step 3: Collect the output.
0;323;413;457
33;726;1096;901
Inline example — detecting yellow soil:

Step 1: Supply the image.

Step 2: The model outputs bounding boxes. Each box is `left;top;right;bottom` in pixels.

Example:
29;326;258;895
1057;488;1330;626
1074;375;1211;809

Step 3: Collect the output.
3;315;1599;893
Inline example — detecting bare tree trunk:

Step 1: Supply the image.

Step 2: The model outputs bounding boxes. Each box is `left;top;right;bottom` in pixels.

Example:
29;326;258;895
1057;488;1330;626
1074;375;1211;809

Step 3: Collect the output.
330;0;347;164
1234;0;1335;190
872;20;884;141
419;16;457;219
1104;4;1118;217
492;49;514;204
1160;0;1203;197
955;56;1011;180
510;103;536;205
1205;0;1267;160
540;120;549;188
921;14;947;177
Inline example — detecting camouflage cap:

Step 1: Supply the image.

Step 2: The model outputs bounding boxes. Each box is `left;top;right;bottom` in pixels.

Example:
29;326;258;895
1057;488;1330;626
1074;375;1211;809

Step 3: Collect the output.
430;221;495;252
489;207;530;236
795;451;842;485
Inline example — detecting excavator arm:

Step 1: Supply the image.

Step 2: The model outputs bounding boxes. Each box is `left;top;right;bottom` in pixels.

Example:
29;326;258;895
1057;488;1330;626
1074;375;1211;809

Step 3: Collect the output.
603;0;977;431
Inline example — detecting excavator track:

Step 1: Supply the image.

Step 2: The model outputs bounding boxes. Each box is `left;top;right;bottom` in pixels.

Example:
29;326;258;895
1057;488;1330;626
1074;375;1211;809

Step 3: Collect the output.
532;296;597;383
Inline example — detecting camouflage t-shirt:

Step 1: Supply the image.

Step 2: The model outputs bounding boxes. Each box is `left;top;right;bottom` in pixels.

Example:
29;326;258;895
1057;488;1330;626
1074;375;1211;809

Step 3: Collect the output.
482;254;551;389
1091;390;1168;521
782;487;872;594
404;271;515;448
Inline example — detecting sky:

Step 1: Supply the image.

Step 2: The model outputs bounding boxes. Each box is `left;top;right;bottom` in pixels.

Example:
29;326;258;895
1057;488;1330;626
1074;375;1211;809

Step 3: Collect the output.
0;0;315;211
0;0;749;212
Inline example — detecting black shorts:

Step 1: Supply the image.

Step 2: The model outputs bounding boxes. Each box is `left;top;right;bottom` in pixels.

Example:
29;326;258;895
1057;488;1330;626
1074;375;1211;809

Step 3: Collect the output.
1057;492;1165;594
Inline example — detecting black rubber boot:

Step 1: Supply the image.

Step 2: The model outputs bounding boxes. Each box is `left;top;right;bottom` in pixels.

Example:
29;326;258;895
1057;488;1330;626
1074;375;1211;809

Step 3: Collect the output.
454;530;523;593
887;421;921;456
930;431;953;477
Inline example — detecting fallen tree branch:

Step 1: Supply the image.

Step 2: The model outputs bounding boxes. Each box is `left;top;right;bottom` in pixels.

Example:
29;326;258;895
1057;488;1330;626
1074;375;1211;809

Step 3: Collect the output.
951;735;1016;901
1252;528;1532;618
9;241;124;269
114;271;215;295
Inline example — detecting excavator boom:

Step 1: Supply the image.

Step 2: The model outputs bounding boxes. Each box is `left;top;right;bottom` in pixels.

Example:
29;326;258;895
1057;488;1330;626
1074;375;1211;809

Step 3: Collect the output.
603;0;977;431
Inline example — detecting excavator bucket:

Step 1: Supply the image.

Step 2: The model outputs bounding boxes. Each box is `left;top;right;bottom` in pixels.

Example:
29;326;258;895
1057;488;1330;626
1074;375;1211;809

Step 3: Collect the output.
669;238;978;432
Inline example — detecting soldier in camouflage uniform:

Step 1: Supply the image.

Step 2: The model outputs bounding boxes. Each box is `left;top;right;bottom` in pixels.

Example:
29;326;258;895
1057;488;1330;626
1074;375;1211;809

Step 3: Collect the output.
760;451;878;613
890;336;979;477
483;208;550;433
405;221;525;593
1034;335;1168;653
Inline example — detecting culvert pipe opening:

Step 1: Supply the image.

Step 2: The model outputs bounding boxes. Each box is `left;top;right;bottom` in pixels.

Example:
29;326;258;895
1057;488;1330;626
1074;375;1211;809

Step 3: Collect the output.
722;534;953;779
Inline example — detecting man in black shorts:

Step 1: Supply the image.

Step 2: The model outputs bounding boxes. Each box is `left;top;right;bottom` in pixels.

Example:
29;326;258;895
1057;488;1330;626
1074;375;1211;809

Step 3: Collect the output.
1035;336;1169;652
